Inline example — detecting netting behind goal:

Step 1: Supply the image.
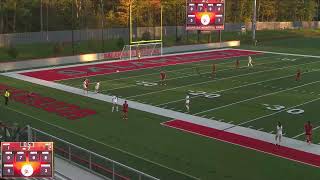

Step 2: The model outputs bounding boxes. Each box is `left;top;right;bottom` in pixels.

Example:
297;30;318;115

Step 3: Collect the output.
120;42;162;60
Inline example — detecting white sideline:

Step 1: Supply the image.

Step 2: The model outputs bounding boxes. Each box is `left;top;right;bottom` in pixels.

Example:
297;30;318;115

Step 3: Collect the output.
4;72;320;160
234;48;320;59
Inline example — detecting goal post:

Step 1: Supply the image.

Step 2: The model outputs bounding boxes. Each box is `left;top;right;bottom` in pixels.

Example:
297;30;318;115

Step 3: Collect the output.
120;42;163;60
120;0;163;61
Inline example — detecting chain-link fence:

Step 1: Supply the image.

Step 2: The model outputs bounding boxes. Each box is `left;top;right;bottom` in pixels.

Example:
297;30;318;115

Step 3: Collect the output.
28;126;160;180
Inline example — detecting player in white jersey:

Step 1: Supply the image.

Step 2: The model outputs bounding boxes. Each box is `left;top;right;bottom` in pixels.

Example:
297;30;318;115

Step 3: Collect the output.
83;79;89;94
95;82;100;93
275;122;283;146
248;56;253;67
112;96;119;112
185;95;190;113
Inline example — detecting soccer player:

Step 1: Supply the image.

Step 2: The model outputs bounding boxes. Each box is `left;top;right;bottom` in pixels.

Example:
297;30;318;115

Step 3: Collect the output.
95;82;100;93
236;59;240;69
185;95;190;113
137;45;141;60
83;79;89;94
122;100;129;120
3;89;10;106
304;121;313;145
160;71;166;86
275;122;283;146
296;69;301;81
248;56;253;67
112;95;119;112
211;64;216;79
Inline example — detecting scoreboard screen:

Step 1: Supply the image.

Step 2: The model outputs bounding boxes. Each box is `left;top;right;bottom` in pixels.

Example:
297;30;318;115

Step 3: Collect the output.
1;142;54;178
186;0;225;31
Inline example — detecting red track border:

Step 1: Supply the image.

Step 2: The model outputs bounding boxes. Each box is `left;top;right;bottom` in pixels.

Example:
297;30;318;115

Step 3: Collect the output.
162;120;320;168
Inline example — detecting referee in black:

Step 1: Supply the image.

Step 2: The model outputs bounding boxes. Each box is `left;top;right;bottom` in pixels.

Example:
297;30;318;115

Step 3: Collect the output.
4;89;10;105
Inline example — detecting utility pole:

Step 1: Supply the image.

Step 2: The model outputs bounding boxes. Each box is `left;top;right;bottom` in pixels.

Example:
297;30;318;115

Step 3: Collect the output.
101;0;105;52
40;0;43;31
252;0;257;41
46;0;49;41
71;0;75;55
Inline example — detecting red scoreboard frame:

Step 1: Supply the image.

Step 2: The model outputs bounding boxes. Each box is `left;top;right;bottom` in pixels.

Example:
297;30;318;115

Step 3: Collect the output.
1;142;54;178
186;0;225;31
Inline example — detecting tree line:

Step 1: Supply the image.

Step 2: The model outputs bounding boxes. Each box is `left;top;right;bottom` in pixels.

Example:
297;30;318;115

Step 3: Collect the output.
0;0;319;33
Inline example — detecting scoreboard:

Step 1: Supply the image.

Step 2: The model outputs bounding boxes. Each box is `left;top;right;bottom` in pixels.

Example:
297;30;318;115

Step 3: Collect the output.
186;0;225;31
1;142;54;178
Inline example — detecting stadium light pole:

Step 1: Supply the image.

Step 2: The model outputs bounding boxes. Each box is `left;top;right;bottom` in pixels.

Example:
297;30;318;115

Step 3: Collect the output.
100;0;105;52
40;0;43;32
252;0;257;41
71;0;75;55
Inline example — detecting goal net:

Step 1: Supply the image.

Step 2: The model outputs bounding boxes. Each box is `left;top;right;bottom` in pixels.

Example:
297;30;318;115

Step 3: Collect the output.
120;42;162;60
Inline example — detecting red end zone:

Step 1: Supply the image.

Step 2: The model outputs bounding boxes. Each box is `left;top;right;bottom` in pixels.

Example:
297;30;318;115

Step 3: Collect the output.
21;49;261;81
163;120;320;168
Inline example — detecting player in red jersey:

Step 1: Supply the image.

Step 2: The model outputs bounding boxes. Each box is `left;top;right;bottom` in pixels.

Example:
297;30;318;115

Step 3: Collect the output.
160;71;166;85
236;59;240;69
122;100;129;120
304;121;313;145
83;78;89;94
211;64;216;79
296;69;301;81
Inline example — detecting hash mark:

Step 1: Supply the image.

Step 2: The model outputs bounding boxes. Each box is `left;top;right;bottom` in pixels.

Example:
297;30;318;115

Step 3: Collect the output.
257;128;264;131
269;130;274;134
228;121;234;124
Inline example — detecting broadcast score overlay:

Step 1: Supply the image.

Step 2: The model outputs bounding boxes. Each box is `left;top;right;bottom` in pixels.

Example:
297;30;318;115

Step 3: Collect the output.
1;142;54;178
186;0;225;31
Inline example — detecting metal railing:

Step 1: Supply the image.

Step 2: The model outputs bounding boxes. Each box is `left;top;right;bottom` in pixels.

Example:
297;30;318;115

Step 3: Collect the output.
27;126;160;180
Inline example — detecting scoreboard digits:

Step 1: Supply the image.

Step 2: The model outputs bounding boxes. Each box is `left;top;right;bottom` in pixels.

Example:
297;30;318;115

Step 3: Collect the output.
1;142;54;178
186;0;225;31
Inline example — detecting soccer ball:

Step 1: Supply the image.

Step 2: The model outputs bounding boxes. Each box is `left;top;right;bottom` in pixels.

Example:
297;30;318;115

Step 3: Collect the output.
116;70;120;73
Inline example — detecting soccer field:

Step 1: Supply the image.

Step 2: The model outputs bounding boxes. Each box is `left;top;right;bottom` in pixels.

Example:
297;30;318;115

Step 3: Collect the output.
1;48;320;180
58;50;320;143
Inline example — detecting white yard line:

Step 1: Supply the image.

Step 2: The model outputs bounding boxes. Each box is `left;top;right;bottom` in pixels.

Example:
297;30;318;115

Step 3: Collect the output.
231;97;320;130
194;80;320;116
127;56;315;99
157;65;308;106
64;54;280;86
97;55;284;92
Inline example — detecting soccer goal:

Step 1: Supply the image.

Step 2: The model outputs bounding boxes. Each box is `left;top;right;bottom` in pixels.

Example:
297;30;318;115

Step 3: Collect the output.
120;42;163;60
